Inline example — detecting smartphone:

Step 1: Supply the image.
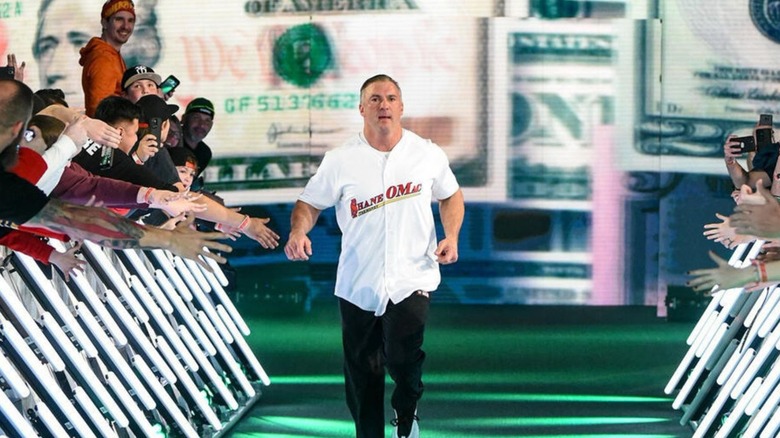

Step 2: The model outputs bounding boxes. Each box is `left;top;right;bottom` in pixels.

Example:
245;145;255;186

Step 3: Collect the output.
99;144;114;169
159;75;180;94
733;135;756;153
756;127;773;149
149;117;162;148
0;66;14;80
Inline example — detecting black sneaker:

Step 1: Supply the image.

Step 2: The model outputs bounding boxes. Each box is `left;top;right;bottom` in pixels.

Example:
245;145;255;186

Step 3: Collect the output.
391;409;419;438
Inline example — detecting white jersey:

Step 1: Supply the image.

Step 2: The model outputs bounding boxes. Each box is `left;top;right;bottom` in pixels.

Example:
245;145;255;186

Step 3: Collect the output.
299;129;460;315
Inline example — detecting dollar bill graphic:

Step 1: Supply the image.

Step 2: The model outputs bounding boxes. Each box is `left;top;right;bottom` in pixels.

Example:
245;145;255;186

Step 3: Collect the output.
627;0;780;172
508;26;614;201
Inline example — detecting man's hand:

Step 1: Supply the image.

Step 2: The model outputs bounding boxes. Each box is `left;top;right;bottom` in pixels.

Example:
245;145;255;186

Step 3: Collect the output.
730;181;780;239
687;250;755;295
758;241;780;262
61;115;122;150
48;242;86;281
703;213;752;249
146;189;182;205
160;197;207;217
242;217;280;249
158;213;186;230
284;231;312;261
5;54;25;82
434;237;459;264
82;117;121;149
738;183;768;206
166;214;232;270
135;134;159;162
724;135;743;165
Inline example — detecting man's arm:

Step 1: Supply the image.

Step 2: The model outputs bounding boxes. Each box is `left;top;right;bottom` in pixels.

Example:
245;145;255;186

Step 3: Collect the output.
190;195;280;249
37;106;121;148
284;200;322;261
435;189;464;265
24;198;231;267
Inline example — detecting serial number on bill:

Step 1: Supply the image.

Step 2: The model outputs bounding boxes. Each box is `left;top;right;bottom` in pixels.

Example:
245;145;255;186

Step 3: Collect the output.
0;2;23;18
225;93;359;113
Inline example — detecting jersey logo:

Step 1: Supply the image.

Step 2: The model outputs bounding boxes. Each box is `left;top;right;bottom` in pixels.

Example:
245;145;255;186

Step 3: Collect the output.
350;181;423;218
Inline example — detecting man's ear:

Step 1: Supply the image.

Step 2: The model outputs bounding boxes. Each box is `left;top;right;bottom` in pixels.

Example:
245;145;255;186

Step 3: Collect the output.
10;120;23;137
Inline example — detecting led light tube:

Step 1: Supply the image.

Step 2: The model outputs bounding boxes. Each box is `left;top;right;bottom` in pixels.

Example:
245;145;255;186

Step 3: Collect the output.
216;305;269;385
156;337;222;430
178;325;237;410
156;273;216;355
197;311;254;397
104;291;176;385
105;372;158;437
129;276;198;371
40;313;128;427
74;303;156;410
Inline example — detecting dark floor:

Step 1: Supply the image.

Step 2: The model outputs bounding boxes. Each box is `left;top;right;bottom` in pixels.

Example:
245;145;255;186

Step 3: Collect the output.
225;301;695;438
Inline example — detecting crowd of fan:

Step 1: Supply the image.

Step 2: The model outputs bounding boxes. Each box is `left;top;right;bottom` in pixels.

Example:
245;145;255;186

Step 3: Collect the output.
0;0;279;280
688;115;780;293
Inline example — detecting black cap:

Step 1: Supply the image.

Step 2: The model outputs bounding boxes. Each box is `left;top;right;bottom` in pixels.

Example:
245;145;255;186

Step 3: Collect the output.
185;97;215;119
136;94;178;122
122;65;162;89
168;147;198;168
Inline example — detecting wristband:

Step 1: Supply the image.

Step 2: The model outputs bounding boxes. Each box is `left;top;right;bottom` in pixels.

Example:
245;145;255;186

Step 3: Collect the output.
753;259;768;283
237;215;250;232
143;187;155;205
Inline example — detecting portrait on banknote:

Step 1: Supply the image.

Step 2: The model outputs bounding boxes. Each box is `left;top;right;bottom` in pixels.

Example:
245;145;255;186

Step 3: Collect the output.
1;0;496;204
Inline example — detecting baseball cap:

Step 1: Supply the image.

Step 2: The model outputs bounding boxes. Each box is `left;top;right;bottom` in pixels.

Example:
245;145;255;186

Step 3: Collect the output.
168;147;198;169
136;94;179;122
185;97;215;119
101;0;135;20
122;65;162;90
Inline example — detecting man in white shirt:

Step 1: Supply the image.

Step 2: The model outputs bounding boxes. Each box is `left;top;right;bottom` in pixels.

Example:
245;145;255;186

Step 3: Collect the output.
285;74;465;438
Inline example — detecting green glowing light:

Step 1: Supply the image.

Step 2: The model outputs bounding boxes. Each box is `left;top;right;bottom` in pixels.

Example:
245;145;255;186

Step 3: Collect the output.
268;375;672;405
424;392;671;403
269;372;669;388
446;416;671;427
457;435;679;438
432;435;678;438
238;415;354;435
270;375;343;385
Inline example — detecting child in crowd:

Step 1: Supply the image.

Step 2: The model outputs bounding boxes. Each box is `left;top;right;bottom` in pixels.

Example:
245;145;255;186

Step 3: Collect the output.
168;147;198;190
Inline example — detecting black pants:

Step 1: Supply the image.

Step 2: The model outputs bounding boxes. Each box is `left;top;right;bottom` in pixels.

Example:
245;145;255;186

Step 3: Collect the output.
339;292;430;438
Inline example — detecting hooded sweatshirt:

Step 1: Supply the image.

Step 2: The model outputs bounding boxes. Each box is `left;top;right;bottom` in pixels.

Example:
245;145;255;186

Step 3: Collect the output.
79;37;127;117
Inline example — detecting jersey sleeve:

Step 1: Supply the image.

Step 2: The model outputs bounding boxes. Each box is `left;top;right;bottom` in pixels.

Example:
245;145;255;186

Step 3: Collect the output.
298;150;341;210
430;144;460;200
